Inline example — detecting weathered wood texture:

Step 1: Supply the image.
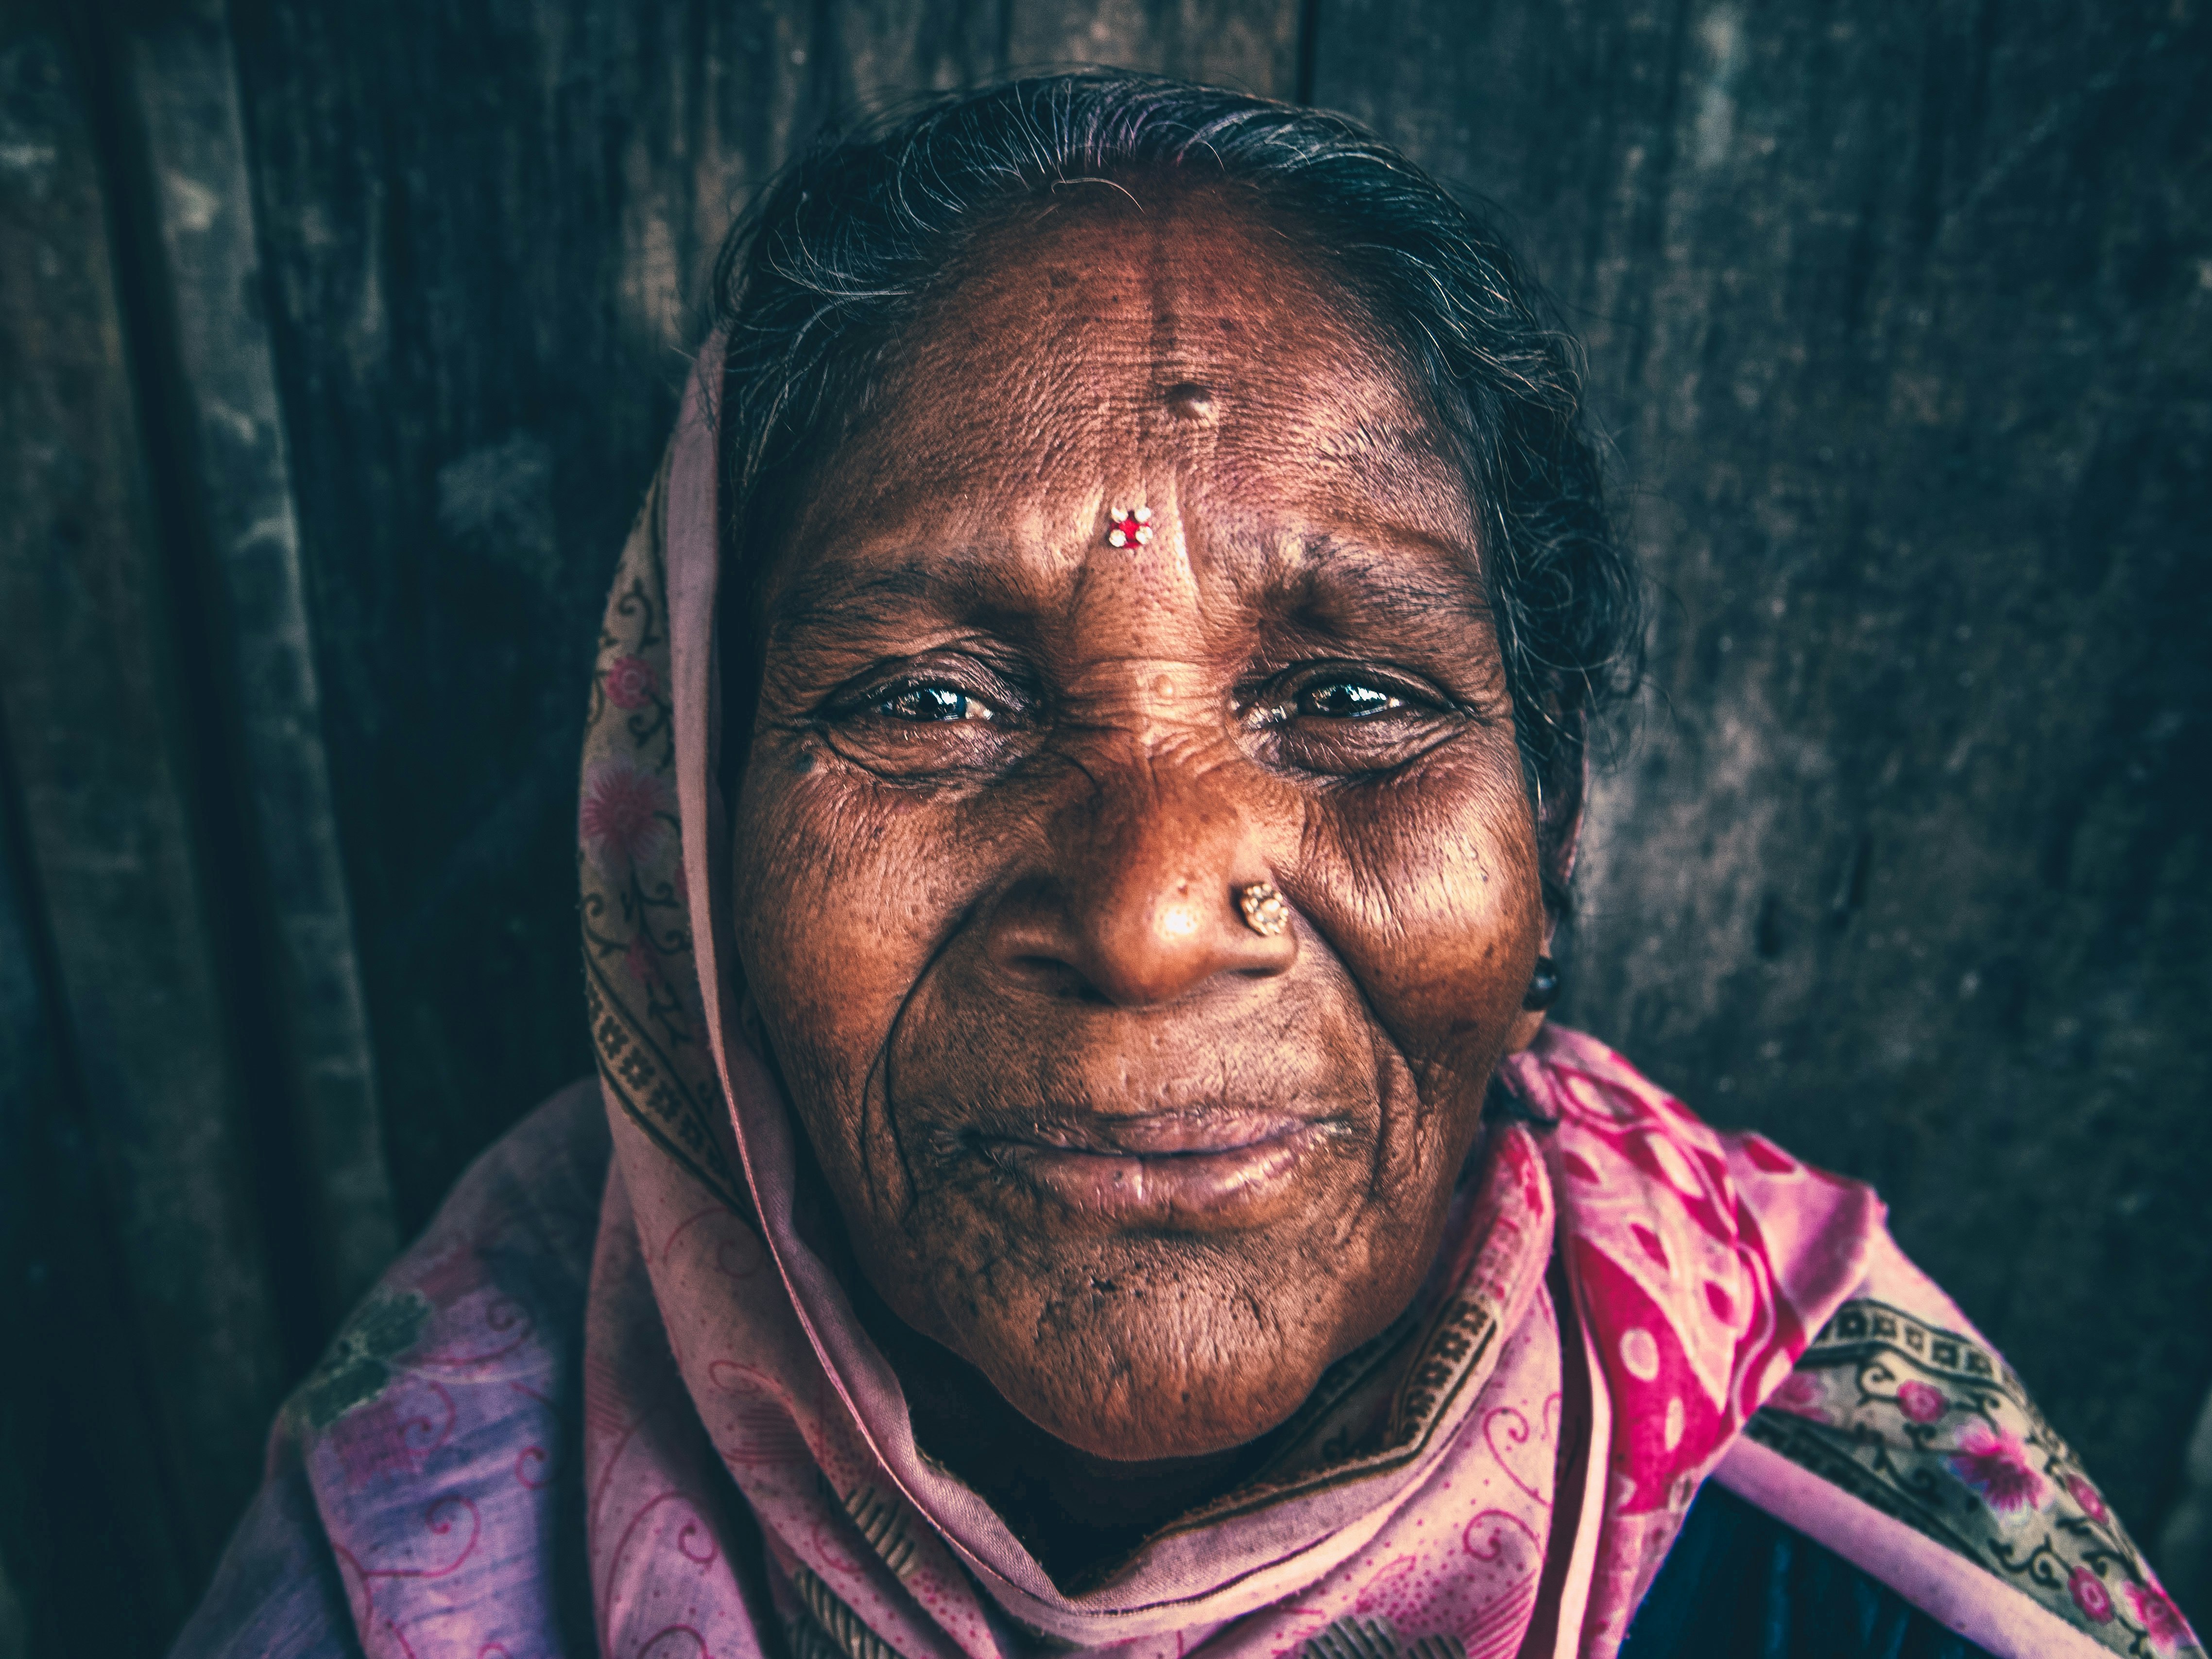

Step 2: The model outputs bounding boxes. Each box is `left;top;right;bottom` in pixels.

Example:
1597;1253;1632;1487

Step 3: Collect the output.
2;0;2207;1652
0;7;283;1647
224;0;1302;1232
122;0;399;1323
1313;0;2212;1559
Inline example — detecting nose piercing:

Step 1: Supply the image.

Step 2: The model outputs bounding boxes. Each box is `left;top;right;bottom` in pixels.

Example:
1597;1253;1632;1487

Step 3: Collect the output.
1106;504;1153;548
1237;882;1289;938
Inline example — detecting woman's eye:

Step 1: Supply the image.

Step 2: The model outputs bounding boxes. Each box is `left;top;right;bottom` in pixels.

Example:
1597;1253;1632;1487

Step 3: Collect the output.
877;684;989;722
1297;680;1406;719
816;664;1024;782
1252;665;1460;778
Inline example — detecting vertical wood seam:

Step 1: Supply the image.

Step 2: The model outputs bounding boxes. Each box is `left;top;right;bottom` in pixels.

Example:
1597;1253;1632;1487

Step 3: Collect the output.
118;0;399;1334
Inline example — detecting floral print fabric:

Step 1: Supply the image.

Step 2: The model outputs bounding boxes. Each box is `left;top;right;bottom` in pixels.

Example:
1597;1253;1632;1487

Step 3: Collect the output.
1748;1300;2199;1656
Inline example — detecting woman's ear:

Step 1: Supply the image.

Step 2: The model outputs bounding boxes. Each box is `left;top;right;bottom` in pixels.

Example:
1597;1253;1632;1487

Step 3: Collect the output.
1535;713;1588;924
1507;716;1586;1053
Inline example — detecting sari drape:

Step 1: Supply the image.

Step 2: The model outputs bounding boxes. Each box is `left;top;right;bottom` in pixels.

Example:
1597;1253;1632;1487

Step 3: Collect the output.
173;346;2199;1659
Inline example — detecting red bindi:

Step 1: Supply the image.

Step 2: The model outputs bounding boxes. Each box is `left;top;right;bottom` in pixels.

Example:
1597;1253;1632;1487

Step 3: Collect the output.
1105;504;1153;549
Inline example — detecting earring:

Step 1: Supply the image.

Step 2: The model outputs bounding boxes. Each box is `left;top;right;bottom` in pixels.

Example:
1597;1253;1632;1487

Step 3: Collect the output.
1522;955;1560;1011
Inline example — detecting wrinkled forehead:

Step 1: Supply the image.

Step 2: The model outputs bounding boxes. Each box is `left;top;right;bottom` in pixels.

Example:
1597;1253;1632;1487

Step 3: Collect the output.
776;183;1480;579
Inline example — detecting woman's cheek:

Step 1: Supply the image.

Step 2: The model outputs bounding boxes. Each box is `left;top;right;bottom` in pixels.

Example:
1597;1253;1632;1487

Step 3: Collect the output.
737;779;891;1060
755;774;1015;1051
734;777;939;1225
1301;765;1541;1047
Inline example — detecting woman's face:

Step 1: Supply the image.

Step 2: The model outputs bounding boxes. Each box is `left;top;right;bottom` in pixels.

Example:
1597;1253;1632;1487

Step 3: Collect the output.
729;189;1548;1462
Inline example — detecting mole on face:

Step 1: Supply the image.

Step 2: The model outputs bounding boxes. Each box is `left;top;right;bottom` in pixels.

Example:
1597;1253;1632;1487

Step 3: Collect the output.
1162;380;1216;421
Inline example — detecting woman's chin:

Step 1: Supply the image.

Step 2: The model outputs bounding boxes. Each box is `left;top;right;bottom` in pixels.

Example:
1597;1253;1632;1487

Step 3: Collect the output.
942;1280;1352;1466
868;1192;1430;1471
991;1355;1318;1466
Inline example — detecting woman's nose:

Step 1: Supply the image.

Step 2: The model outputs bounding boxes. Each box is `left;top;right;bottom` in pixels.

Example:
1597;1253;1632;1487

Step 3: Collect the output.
983;760;1295;1005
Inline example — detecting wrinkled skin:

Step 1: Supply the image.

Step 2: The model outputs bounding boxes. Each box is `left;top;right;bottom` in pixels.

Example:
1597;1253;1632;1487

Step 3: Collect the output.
726;185;1551;1570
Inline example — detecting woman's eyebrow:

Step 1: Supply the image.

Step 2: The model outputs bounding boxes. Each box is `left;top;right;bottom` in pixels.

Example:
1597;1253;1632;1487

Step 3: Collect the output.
765;551;1005;645
1267;532;1493;623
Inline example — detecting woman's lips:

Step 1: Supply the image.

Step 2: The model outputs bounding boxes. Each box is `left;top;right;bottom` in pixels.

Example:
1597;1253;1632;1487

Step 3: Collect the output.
975;1111;1334;1228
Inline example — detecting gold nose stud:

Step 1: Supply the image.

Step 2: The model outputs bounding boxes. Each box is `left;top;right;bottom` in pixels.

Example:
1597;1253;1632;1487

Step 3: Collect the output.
1237;882;1289;938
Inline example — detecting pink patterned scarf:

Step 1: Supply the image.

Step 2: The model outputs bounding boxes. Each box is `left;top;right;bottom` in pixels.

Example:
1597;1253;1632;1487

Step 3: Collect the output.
568;347;1892;1659
185;345;2195;1659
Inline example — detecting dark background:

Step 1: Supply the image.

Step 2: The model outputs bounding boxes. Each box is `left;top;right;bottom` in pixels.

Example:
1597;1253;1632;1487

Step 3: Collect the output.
2;0;2208;1652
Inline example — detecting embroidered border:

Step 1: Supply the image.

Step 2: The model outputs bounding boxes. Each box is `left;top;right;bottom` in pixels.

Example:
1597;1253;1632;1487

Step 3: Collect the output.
1747;1299;2198;1655
585;953;745;1213
830;1476;926;1583
1302;1614;1466;1659
578;461;753;1218
787;1563;909;1659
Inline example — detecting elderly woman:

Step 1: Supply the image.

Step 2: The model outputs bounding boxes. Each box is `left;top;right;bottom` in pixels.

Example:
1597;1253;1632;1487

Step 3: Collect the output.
174;76;2195;1659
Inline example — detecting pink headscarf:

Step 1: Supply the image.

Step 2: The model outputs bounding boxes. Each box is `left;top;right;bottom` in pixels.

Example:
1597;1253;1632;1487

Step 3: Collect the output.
572;342;1890;1659
183;337;2195;1659
171;333;2200;1659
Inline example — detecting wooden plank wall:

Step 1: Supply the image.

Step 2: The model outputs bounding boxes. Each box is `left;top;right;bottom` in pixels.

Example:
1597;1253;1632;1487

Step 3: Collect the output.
1313;0;2212;1608
1318;0;2212;1594
1;11;288;1647
0;0;2205;1650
